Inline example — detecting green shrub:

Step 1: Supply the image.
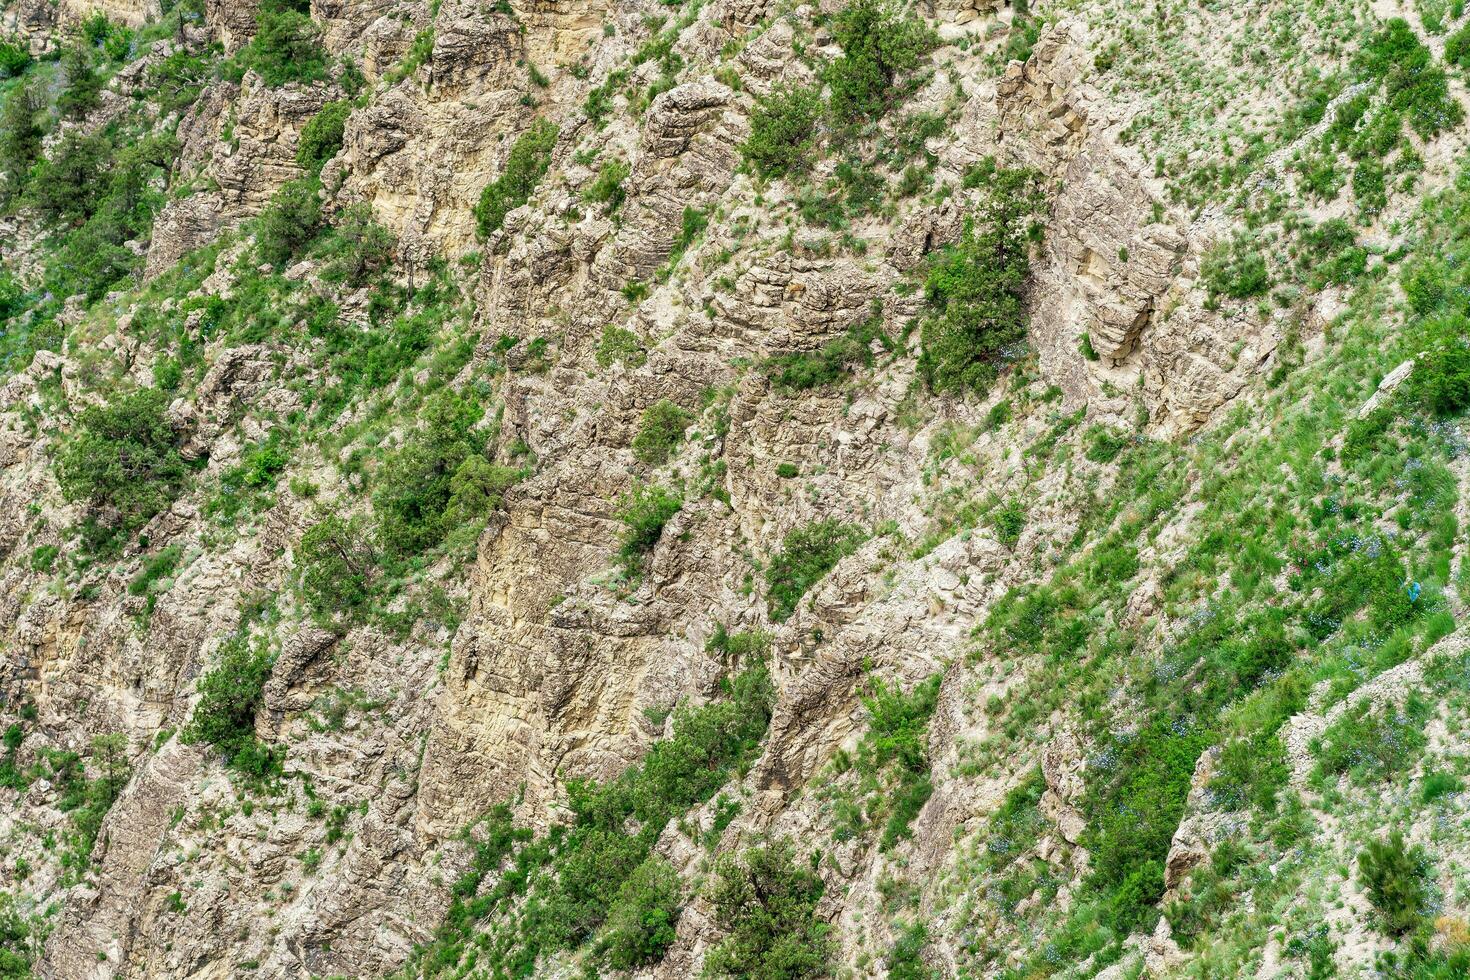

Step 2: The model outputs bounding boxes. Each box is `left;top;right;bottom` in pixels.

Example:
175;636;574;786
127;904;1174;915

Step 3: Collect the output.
990;499;1026;548
764;311;892;392
1358;831;1431;935
296;515;376;620
1202;235;1270;300
57;44;102;120
827;0;937;122
182;633;278;774
1300;219;1367;287
1313;698;1428;784
475;119;558;238
1447;23;1470;68
256;177;322;266
240;6;330;87
918;162;1045;394
601;856;682;969
1084;427;1129;463
0;81;42;200
742;85;823;180
1358;19;1463;138
632;399;694;465
584;159;630;214
765;519;866;622
886;920;932;980
319;203;396;286
56;389;187;547
1421;768;1462;802
1405;314;1470;417
703;838;833;979
596;324;647;368
296;100;351;172
374;390;502;555
615;483;682;578
0;38;32;79
29;544;59;573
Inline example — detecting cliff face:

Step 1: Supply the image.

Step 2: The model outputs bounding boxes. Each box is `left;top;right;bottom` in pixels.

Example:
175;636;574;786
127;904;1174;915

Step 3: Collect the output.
4;0;1470;977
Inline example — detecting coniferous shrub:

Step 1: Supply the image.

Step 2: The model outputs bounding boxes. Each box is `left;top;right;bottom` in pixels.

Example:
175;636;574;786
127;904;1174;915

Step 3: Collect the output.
600;856;682;969
742;85;823;180
257;177;322;266
918;162;1045;394
296;100;351;172
1358;831;1431;935
765;519;866;621
631;399;693;465
241;4;330;88
827;0;938;122
703;838;834;979
475;119;558;238
56;389;187;546
615;483;682;578
296;515;376;620
182;633;278;775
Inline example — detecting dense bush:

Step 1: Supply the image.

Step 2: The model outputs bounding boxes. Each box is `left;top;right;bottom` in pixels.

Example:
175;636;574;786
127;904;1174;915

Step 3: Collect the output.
742;85;823;180
918;162;1045;394
0;37;30;79
765;519;866;622
0;81;41;199
240;5;330;88
1357;19;1462;138
631;399;694;465
600;856;682;969
257;177;323;266
763;311;891;392
584;159;630;214
319;203;396;286
374;390;516;555
1405;314;1470;417
475;119;558;238
296;100;351;172
703;837;834;979
56;389;187;546
615;482;682;579
57;44;102;120
827;0;937;122
1358;831;1431;935
182;633;278;776
1201;235;1270;300
296;515;376;620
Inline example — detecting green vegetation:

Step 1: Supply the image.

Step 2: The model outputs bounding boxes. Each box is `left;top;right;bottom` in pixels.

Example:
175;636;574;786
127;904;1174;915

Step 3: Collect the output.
703;837;834;979
234;3;331;88
1358;832;1431;935
826;0;938;122
615;483;683;580
584;159;630;215
918;162;1045;394
596;324;646;368
296;100;351;172
765;519;866;622
763;309;892;392
404;667;774;976
475;119;558;238
257;177;323;266
296;516;376;622
182;633;279;778
56;389;188;552
742;85;823;180
631;399;694;465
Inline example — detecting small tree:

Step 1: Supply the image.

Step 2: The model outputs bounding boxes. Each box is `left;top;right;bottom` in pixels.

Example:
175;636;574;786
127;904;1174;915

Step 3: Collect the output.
703;838;834;979
243;7;329;87
296;515;376;620
827;0;938;122
257;177;322;266
1358;831;1430;935
631;399;693;465
56;388;187;544
742;85;823;180
918;162;1045;394
0;80;42;200
56;44;102;120
601;856;682;969
475;119;558;237
182;634;277;774
296;100;351;172
615;483;682;579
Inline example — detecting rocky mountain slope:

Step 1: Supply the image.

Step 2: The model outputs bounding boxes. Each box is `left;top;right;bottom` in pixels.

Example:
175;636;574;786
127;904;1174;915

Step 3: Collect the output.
2;0;1470;976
